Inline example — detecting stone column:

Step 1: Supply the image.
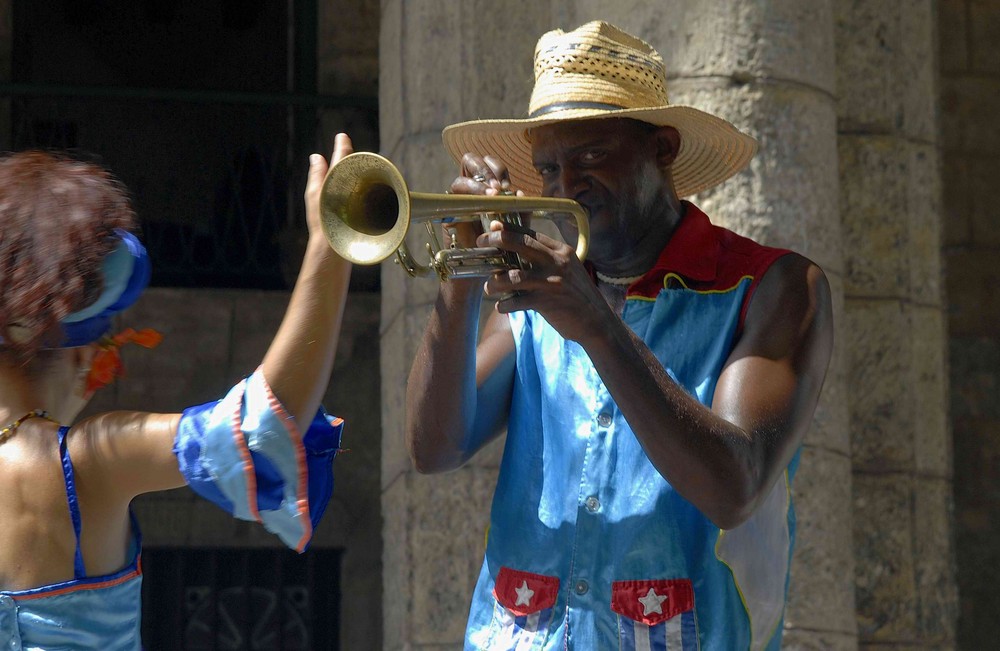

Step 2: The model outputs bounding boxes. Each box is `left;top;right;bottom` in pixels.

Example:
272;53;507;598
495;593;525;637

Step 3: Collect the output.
379;3;557;649
568;2;853;648
380;1;854;648
835;0;957;648
939;0;1000;647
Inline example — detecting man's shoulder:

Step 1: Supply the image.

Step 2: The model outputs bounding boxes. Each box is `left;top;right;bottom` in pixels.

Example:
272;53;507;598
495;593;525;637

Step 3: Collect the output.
710;223;794;289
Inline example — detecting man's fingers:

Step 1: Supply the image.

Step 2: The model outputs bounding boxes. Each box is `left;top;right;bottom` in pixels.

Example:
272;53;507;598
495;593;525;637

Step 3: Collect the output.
461;153;512;192
483;156;511;190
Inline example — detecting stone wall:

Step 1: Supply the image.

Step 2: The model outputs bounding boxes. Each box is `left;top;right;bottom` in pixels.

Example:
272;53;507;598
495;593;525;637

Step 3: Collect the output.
568;2;856;648
380;1;958;649
835;1;957;648
939;0;1000;647
379;1;852;648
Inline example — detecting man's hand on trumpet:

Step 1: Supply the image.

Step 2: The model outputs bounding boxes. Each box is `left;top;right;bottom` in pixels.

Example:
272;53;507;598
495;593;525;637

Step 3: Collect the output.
477;219;611;346
447;153;528;248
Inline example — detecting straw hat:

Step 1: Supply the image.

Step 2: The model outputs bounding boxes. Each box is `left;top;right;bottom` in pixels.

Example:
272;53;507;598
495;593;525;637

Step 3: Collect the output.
442;21;757;198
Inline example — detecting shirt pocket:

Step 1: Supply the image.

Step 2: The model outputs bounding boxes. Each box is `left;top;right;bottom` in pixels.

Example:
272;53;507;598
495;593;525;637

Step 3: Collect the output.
485;566;559;649
611;578;699;651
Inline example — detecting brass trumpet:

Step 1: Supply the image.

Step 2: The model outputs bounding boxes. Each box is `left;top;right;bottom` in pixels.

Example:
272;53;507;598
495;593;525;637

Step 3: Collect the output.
319;152;589;280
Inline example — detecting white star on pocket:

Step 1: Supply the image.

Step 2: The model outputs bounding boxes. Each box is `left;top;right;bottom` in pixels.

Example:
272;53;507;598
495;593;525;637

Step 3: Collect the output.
515;580;535;607
638;587;667;616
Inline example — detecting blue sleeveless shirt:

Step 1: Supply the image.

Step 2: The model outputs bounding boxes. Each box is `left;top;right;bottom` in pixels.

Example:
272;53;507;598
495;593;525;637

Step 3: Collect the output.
0;427;144;651
1;369;343;649
464;204;799;651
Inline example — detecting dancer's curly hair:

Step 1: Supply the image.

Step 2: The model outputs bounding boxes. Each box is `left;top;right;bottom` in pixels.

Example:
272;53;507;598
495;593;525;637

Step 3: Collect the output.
0;151;137;361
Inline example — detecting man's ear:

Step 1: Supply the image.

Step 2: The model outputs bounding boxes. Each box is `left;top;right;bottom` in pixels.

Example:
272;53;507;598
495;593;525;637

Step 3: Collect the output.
654;126;681;168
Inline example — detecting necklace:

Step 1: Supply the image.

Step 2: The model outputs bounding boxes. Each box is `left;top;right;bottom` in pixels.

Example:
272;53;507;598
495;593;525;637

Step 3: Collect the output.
595;271;644;286
0;409;56;443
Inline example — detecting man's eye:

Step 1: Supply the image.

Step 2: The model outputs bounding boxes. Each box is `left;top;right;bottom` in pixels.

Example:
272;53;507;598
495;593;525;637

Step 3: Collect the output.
535;165;556;177
580;150;605;163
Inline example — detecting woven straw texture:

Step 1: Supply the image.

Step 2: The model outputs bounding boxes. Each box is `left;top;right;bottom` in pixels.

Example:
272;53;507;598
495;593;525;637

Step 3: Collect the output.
442;21;757;198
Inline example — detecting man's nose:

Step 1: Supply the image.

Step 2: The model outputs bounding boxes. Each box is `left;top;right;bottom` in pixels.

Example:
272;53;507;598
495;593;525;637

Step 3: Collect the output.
556;166;588;198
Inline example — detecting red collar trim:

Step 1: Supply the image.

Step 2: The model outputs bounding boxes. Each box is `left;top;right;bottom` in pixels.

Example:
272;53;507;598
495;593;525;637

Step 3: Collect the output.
585;202;719;291
647;201;719;282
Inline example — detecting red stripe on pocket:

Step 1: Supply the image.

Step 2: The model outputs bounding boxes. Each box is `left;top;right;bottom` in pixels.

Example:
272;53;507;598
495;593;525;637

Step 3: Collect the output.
611;578;694;626
493;566;559;616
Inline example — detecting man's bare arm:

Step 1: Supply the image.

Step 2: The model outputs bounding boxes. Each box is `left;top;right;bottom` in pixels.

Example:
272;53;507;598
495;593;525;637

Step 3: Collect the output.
484;224;833;529
582;254;832;529
405;284;515;473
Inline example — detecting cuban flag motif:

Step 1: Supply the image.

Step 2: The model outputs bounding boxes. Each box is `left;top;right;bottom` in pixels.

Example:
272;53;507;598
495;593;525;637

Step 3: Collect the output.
488;567;559;649
611;579;698;651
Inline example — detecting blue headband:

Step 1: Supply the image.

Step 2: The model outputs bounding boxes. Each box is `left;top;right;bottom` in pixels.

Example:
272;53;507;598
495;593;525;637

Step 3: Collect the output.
57;230;151;347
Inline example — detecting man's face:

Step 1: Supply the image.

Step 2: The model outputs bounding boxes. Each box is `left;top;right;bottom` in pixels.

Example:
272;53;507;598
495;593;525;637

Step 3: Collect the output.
530;119;669;251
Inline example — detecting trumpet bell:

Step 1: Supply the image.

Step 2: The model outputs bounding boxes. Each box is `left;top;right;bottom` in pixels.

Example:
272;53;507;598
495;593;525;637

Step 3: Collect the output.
319;151;589;279
319;152;411;265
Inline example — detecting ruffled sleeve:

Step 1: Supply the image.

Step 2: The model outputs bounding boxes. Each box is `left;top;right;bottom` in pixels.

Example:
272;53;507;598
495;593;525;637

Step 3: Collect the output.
173;368;344;552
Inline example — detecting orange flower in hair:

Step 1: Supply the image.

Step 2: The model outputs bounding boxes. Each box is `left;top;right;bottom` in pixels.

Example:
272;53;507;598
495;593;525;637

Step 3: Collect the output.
85;328;163;396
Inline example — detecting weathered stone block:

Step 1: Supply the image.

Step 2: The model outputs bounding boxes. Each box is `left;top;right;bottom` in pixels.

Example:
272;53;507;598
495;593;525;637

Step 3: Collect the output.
570;0;836;92
911;307;951;477
115;289;234;412
781;627;857;651
401;2;464;135
382;474;412;650
907;143;943;306
835;0;901;133
913;478;958;645
940;77;1000;155
670;80;841;274
958;583;1000;651
945;248;1000;337
969;154;1000;245
852;472;917;641
320;53;379;97
899;0;939;143
381;303;432;488
970;0;1000;73
938;0;969;74
941;152;972;247
949;336;1000;421
836;0;937;142
786;446;856;634
845;299;916;472
807;271;850;455
227;291;287;377
379;0;405;153
839;136;909;299
409;469;497;644
952;416;1000;507
319;0;379;56
456;1;549;120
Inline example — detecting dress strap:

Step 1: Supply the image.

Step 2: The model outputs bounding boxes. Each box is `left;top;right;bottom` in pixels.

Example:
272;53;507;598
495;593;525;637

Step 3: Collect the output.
57;426;87;579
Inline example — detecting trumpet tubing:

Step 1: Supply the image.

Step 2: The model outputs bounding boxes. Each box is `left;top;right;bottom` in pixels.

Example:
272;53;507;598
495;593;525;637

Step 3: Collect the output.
319;152;589;279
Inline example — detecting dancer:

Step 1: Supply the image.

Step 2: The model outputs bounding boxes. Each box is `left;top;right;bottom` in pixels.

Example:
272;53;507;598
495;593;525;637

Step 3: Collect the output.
0;134;355;649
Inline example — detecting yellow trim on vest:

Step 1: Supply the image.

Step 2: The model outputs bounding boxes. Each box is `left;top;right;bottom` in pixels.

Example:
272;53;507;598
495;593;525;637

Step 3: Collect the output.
625;274;756;302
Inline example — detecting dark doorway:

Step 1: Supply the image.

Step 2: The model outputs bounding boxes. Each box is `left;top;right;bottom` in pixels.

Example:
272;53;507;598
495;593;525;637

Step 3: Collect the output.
141;547;343;650
7;0;378;290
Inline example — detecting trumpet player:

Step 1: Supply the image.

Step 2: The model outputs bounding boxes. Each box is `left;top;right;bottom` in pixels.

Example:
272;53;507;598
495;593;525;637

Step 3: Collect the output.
405;21;833;651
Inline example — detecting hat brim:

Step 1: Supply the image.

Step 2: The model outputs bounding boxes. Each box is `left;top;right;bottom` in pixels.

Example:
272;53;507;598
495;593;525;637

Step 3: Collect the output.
442;105;757;198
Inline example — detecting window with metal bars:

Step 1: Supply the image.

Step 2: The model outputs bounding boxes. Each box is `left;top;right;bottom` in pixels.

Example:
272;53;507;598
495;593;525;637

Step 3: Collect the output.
141;547;343;650
5;0;379;291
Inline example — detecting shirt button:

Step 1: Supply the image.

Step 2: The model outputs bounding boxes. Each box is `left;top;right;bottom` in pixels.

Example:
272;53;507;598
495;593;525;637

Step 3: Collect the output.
585;496;600;512
574;579;589;595
597;413;612;427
